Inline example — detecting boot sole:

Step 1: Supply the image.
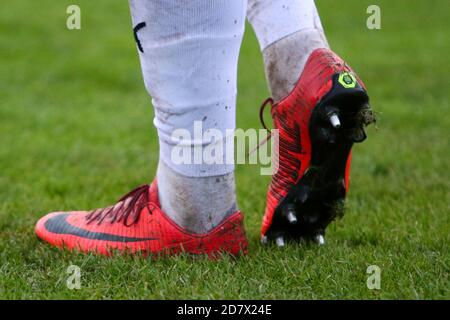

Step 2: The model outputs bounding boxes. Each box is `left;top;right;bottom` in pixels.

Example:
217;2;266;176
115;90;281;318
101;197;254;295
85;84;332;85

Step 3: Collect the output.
264;73;375;244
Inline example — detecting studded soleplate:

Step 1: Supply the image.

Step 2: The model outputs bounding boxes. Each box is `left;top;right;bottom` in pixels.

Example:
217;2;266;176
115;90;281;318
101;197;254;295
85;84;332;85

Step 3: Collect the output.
263;88;375;246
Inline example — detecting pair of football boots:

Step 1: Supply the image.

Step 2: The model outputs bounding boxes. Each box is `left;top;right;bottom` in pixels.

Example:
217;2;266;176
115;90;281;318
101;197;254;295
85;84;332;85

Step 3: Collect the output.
35;49;375;257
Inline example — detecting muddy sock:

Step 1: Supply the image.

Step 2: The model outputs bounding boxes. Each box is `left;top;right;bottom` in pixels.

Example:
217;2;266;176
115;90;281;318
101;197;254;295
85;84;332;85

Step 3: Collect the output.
247;0;329;101
157;159;237;234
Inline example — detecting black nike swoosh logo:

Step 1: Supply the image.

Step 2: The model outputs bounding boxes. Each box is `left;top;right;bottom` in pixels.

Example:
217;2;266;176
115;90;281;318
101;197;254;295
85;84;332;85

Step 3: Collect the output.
44;213;158;242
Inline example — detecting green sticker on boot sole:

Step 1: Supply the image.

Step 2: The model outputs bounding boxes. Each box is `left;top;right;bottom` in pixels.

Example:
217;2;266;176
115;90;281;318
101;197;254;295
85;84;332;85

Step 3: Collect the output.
338;72;357;88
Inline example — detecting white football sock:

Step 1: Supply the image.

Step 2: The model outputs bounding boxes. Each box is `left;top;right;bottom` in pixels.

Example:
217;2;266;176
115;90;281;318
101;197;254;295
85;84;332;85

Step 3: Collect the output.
247;0;329;101
129;0;247;233
157;159;237;234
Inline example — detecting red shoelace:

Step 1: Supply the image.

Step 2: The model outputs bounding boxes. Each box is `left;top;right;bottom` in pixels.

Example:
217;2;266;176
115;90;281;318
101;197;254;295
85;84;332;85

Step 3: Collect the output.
85;184;153;226
247;97;274;157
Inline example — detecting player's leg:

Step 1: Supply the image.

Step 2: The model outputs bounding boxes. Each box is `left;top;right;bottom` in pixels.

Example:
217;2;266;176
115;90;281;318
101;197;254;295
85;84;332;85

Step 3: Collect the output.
248;0;328;102
129;0;244;235
248;0;375;245
34;0;248;257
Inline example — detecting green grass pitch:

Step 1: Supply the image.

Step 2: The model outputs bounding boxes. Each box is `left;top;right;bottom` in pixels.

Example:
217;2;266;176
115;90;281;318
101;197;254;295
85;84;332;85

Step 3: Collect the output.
0;0;448;299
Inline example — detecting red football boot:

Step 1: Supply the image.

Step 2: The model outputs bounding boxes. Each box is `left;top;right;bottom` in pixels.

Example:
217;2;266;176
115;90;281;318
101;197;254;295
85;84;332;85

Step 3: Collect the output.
260;48;375;246
35;181;248;257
